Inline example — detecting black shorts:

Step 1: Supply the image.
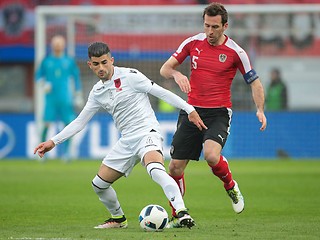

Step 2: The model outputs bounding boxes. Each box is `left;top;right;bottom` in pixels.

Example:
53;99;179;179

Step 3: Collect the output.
170;107;232;161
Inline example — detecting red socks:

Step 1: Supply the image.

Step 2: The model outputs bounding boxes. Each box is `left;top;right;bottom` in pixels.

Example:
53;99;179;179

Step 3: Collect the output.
168;156;234;217
209;155;235;190
169;173;185;217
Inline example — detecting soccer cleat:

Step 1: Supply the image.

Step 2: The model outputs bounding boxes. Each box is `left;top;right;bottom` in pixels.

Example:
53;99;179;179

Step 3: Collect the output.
166;210;195;229
226;180;245;214
165;216;181;229
94;215;128;229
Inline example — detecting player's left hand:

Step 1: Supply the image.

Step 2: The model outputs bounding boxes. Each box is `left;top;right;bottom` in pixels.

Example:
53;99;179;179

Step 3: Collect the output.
256;110;267;131
188;110;207;131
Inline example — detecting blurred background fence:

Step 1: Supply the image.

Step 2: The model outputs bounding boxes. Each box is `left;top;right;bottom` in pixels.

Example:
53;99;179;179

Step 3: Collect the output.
0;0;319;159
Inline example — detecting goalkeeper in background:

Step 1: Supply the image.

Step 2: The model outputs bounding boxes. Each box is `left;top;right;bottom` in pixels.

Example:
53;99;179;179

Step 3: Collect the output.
35;35;83;161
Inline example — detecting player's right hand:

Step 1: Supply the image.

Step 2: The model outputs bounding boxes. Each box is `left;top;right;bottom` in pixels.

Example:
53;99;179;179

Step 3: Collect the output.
34;140;55;158
174;74;191;94
188;110;207;131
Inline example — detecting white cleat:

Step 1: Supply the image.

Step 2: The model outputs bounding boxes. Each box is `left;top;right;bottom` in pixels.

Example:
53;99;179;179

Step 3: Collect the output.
226;180;245;214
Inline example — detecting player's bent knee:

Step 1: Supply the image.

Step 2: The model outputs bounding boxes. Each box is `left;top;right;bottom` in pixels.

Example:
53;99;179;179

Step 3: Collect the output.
204;152;220;165
168;161;185;176
146;162;166;178
91;174;112;193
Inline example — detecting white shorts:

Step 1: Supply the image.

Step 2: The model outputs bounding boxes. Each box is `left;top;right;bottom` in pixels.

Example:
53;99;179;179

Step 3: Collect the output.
102;131;163;177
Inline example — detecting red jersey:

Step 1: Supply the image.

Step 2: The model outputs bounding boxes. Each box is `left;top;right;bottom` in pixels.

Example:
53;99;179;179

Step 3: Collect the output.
173;33;257;108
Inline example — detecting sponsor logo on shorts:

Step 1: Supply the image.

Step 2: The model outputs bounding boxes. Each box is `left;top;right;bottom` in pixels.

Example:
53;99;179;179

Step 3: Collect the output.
218;134;225;142
145;136;156;148
170;145;174;155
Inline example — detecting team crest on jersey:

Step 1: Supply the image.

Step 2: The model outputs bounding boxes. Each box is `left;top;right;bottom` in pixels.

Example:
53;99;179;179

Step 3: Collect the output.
114;78;122;92
219;54;227;63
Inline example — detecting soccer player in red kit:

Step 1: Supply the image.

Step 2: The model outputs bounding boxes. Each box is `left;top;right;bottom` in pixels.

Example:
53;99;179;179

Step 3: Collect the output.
160;2;267;228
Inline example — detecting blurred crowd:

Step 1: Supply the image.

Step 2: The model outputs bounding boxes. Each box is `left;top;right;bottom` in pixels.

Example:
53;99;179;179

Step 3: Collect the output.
0;0;320;113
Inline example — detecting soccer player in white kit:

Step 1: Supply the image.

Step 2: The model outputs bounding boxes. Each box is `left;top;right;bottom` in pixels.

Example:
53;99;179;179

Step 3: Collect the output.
34;42;207;229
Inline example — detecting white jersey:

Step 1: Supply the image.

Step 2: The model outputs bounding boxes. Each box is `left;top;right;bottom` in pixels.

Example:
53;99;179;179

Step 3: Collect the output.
51;66;194;145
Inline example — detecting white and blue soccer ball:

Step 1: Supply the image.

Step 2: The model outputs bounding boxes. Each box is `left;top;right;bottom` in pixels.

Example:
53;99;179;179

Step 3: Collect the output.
139;204;169;231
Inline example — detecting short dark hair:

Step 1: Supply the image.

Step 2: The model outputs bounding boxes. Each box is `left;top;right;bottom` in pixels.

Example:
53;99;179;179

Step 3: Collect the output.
203;2;228;25
88;42;110;58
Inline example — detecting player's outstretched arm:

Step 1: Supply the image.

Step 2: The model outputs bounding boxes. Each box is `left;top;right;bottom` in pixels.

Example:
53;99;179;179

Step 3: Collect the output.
188;110;207;131
34;140;55;158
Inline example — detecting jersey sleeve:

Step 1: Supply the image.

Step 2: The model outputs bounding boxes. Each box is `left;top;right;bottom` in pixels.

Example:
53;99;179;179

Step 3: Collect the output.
148;83;195;114
127;69;154;93
51;90;100;145
234;46;259;84
172;37;192;64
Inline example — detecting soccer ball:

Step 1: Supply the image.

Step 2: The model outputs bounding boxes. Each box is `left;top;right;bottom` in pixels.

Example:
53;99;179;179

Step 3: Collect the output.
138;204;169;231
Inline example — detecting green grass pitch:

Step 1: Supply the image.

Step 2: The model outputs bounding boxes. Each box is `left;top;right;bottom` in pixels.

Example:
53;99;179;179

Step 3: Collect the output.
1;159;320;240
